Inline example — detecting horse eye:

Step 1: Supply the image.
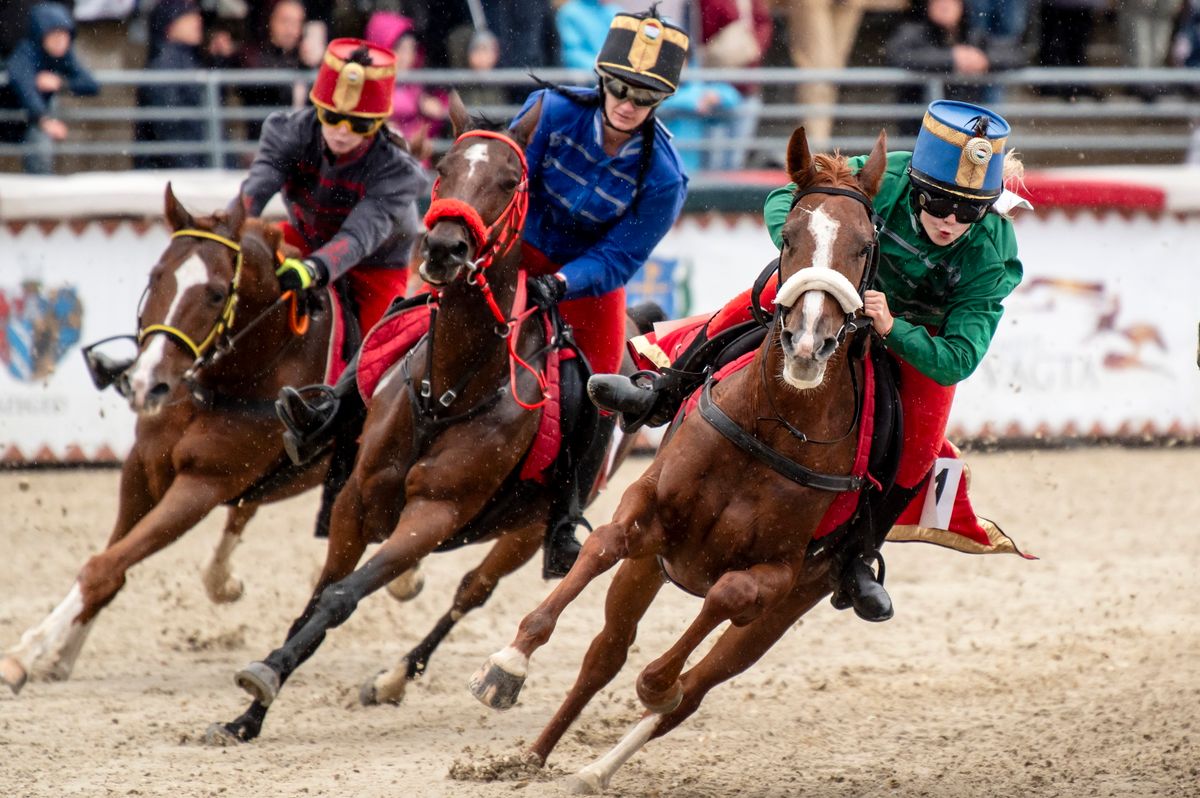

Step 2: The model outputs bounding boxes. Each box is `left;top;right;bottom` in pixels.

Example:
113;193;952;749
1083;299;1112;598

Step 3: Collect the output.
780;235;789;250
500;177;518;192
860;244;872;258
207;288;226;305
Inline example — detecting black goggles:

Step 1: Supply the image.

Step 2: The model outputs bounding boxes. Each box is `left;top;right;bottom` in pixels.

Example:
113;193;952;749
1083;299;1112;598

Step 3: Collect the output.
316;107;384;135
602;76;669;108
912;187;992;223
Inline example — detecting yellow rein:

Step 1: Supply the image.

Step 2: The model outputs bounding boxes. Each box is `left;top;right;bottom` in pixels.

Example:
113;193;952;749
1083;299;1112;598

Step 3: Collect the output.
137;229;244;360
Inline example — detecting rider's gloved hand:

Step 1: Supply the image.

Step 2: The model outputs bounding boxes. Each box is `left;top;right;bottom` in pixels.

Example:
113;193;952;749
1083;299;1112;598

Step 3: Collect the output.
533;273;567;303
276;257;327;294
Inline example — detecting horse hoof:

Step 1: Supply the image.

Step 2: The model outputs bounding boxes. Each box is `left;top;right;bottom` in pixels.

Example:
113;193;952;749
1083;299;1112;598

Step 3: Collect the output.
566;769;606;795
386;568;424;602
468;648;528;711
234;661;280;707
202;723;243;747
360;668;406;706
636;679;683;714
0;656;28;695
205;577;244;604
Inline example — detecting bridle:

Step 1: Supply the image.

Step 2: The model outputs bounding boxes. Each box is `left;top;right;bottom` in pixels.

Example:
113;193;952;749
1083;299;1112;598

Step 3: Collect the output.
751;185;880;341
136;229;246;363
417;129;547;411
423;129;529;287
88;228;307;386
749;184;881;446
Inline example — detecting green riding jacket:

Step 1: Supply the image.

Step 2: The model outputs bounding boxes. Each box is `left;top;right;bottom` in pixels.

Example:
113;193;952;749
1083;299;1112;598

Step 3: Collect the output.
763;151;1023;386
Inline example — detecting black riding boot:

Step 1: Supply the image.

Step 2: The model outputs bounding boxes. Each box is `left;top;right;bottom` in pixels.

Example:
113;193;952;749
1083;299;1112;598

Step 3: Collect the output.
830;482;923;622
276;354;362;466
542;412;617;578
587;368;699;433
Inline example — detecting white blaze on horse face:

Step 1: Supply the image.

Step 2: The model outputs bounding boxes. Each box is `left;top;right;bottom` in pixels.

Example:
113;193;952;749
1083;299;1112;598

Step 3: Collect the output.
128;254;209;405
464;142;490;180
789;207;842;364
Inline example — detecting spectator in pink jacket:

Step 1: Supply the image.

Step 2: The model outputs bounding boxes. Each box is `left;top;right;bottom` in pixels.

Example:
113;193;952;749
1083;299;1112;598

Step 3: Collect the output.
363;11;449;147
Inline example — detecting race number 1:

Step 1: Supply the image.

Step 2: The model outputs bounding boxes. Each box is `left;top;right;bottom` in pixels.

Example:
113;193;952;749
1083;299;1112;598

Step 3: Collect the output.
919;458;964;530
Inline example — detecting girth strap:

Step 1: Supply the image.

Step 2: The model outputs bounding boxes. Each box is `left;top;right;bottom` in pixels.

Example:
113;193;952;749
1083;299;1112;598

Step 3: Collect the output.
697;380;865;493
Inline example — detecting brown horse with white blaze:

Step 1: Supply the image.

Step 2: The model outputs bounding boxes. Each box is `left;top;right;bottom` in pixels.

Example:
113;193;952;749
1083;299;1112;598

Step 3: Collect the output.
0;187;333;695
471;127;890;793
203;99;644;745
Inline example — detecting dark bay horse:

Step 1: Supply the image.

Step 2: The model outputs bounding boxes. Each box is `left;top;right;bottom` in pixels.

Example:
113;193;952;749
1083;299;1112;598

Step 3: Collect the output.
0;188;334;695
204;99;642;745
470;127;890;793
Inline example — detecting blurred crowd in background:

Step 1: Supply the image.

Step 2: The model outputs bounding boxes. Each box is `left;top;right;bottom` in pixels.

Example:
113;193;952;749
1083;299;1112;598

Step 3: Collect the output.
3;0;1200;174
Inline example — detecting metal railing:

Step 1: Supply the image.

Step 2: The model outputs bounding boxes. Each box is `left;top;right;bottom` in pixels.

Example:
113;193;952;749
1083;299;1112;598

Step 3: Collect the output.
1;66;1199;168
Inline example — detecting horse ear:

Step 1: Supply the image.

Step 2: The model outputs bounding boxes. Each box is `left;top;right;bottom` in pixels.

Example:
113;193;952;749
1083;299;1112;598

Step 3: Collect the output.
786;127;813;187
164;182;195;231
447;91;470;138
510;97;542;149
857;129;889;200
227;190;247;236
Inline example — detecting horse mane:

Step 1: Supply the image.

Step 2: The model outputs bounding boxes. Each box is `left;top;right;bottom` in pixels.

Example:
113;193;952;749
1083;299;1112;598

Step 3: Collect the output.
794;153;859;193
240;217;285;258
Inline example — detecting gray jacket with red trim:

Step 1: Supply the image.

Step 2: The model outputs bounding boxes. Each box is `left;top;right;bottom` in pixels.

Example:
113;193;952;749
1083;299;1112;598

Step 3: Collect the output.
240;107;427;282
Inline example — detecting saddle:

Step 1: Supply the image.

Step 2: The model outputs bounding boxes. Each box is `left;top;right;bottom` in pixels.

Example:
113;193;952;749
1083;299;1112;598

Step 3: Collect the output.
666;326;904;563
350;277;605;553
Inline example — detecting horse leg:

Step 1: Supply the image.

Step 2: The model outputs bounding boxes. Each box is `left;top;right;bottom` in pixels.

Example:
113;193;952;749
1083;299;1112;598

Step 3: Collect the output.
635;561;796;713
526;555;664;766
362;522;544;706
471;473;661;711
202;503;258;604
1;454;157;693
567;573;829;795
205;471;377;745
385;561;425;602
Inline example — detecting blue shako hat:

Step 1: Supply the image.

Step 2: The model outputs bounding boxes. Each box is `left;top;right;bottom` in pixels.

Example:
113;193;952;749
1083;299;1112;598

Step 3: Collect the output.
909;100;1011;202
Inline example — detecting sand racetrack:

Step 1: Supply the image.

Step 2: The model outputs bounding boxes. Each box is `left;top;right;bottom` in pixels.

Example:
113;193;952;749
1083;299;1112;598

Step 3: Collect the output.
1;449;1196;797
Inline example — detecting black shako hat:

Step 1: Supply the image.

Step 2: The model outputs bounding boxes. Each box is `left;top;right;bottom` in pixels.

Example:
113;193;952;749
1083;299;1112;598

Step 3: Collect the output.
595;10;689;94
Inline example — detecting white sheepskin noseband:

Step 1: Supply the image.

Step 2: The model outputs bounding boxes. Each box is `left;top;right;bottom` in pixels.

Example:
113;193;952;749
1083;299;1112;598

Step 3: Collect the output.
774;267;863;314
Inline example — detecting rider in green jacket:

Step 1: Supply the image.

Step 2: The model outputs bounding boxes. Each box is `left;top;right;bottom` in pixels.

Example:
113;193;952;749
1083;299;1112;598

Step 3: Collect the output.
590;99;1026;622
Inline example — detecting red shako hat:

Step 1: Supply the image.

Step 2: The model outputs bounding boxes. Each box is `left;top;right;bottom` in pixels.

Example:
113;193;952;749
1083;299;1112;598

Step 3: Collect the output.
309;38;396;118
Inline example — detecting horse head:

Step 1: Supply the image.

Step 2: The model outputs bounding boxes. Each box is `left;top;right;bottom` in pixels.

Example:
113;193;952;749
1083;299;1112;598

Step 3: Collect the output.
774;127;887;389
122;183;281;413
419;93;539;286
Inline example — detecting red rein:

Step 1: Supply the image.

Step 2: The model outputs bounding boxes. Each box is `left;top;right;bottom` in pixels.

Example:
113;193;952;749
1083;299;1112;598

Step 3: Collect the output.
421;130;546;410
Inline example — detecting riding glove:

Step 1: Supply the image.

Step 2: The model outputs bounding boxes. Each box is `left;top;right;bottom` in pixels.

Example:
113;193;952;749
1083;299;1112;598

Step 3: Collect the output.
532;273;568;303
277;258;327;294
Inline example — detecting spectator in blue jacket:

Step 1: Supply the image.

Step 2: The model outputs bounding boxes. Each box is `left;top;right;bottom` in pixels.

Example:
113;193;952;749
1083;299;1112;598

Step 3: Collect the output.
556;0;620;69
0;2;98;174
133;0;208;169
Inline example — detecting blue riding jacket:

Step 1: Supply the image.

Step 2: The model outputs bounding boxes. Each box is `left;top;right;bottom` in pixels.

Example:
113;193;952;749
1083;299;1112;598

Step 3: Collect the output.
511;87;688;300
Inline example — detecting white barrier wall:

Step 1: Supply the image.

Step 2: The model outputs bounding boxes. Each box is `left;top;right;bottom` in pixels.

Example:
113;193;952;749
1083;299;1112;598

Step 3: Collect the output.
2;192;1198;462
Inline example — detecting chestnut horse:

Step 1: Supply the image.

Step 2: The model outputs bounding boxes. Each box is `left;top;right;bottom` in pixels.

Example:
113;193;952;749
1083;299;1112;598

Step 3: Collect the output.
204;100;640;745
0;189;333;695
471;127;890;793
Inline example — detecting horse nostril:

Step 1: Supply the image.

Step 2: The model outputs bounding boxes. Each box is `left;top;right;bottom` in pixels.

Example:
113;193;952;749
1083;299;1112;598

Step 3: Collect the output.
148;382;171;402
780;329;795;352
452;240;469;259
817;336;839;360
